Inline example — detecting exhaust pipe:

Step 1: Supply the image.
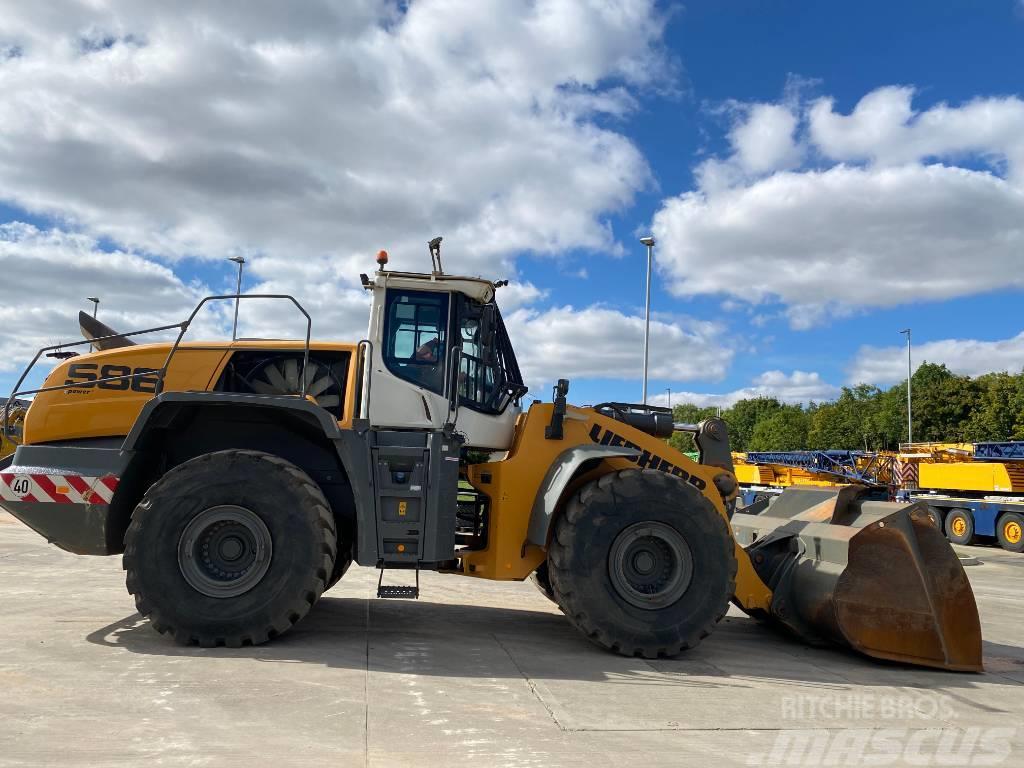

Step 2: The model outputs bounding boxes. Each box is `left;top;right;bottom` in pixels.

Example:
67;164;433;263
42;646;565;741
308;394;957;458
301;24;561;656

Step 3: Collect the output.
731;486;983;672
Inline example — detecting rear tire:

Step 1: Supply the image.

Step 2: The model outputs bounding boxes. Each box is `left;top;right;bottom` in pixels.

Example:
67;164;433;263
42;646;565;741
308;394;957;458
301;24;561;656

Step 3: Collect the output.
548;469;736;659
530;561;556;603
996;512;1024;553
944;508;975;546
124;450;337;647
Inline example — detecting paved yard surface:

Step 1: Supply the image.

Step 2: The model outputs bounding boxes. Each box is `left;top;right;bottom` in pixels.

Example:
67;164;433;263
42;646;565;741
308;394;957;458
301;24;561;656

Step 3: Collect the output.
1;511;1022;767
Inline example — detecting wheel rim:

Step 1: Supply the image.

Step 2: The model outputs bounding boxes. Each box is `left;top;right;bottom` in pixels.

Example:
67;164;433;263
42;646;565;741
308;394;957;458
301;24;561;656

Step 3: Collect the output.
951;516;967;537
178;505;273;598
608;522;693;611
1005;520;1022;545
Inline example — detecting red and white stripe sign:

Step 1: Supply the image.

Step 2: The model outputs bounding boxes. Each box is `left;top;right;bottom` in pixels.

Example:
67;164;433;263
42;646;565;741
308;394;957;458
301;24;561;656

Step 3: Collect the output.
895;461;919;486
0;472;118;505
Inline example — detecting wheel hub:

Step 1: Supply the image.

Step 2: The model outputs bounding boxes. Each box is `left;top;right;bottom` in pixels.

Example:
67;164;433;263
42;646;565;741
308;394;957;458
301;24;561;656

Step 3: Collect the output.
1006;521;1022;545
608;522;693;611
178;505;273;598
952;517;966;537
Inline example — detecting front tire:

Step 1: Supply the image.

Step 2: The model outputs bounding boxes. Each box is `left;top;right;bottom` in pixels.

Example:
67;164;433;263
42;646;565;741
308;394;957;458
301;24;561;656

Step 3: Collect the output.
124;450;337;647
548;469;736;659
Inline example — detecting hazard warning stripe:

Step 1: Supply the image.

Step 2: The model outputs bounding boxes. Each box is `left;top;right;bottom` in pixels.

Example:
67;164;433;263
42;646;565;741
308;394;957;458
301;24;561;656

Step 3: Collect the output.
0;472;119;504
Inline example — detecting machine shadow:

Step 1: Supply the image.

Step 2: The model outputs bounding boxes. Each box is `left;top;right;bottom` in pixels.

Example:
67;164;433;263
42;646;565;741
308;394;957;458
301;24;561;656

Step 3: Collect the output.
85;595;1015;691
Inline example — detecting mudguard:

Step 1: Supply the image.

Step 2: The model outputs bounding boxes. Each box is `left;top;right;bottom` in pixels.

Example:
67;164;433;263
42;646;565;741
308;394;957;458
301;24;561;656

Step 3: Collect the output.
526;444;640;547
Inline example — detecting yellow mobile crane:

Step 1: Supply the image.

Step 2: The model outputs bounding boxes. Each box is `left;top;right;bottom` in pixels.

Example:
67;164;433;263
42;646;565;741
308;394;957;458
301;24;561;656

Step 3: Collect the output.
899;442;1024;552
0;240;981;669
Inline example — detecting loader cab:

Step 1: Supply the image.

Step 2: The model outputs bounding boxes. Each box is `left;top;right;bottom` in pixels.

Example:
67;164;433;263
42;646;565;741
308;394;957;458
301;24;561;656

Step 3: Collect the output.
363;267;526;450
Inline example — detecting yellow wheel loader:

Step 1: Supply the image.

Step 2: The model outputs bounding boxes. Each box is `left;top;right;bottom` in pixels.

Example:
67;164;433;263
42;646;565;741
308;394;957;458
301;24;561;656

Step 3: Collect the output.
0;240;981;669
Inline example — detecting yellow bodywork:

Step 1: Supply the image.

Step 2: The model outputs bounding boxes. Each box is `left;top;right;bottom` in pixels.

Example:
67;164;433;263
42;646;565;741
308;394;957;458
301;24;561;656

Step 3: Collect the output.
463;404;773;611
919;462;1024;494
22;340;360;445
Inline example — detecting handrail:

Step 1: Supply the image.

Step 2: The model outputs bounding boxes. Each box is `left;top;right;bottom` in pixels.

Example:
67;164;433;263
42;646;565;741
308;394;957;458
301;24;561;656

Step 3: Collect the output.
444;345;462;429
3;294;312;444
156;295;312;397
356;339;373;419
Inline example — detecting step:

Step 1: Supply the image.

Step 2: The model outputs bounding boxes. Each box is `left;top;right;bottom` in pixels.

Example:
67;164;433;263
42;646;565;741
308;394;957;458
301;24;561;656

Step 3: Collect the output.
377;585;420;599
376;567;419;599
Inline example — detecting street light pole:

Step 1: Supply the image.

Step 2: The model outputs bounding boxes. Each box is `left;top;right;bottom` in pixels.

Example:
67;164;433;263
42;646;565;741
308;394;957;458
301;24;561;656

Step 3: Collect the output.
900;328;912;445
229;257;246;341
640;236;655;404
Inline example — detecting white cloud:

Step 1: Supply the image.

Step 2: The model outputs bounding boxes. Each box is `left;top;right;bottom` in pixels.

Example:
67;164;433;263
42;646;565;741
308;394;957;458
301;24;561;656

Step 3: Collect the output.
505;304;732;394
848;332;1024;385
652;87;1024;328
650;370;838;409
808;88;1024;178
697;102;801;191
495;281;547;314
0;0;668;273
0;223;211;375
0;0;673;380
732;103;801;173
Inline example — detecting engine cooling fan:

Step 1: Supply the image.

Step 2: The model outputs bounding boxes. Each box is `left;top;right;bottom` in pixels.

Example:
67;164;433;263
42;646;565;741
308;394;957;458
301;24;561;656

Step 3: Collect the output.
244;357;343;412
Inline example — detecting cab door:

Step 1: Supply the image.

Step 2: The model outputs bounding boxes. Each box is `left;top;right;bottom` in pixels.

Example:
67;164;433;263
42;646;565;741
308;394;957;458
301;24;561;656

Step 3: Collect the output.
367;287;451;431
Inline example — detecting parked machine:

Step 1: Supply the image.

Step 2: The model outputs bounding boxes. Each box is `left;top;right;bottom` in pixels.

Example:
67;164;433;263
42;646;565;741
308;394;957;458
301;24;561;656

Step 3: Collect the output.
0;239;982;670
733;450;895;507
900;442;1024;552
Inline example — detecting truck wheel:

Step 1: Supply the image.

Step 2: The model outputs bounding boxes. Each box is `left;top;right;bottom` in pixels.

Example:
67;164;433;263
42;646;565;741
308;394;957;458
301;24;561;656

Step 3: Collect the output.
124;450;337;647
530;561;556;603
996;513;1024;553
944;508;975;546
925;506;943;529
548;469;736;659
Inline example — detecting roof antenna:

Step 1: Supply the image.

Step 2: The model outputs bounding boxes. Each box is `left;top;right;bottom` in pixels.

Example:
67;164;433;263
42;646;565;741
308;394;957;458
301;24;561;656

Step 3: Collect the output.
428;236;443;274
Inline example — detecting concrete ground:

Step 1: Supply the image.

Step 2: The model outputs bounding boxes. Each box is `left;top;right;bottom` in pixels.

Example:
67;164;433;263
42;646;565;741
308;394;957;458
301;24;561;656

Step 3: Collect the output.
1;511;1023;768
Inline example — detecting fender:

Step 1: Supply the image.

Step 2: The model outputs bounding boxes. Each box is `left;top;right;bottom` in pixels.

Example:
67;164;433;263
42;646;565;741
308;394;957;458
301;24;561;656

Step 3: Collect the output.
123;392;376;563
525;444;640;548
123;391;345;449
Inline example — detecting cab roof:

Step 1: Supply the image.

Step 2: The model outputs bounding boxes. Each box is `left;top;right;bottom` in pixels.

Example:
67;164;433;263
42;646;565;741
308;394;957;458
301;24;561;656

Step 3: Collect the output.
366;270;496;304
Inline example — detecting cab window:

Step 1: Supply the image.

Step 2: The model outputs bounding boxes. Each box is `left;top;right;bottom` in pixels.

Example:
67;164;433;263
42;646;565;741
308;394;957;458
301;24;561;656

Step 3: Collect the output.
383;289;449;394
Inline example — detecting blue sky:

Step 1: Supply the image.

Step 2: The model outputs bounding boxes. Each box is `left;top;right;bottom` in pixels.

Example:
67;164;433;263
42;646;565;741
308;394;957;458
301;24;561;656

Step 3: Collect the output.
1;0;1023;407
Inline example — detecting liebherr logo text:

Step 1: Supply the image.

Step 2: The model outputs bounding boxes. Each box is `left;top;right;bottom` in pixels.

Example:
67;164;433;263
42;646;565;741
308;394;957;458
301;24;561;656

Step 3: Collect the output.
589;424;706;491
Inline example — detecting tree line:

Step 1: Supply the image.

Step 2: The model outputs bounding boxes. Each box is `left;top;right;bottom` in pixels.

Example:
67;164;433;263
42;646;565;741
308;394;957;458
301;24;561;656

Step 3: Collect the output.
669;363;1024;453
